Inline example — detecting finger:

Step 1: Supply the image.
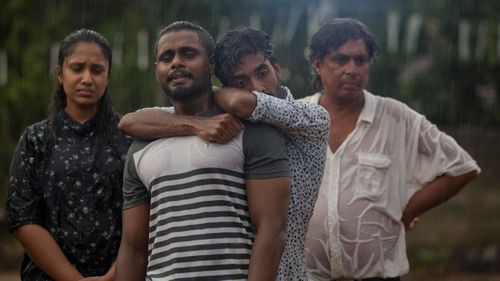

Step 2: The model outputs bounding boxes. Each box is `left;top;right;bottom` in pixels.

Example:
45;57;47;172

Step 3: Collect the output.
218;115;243;139
209;127;231;144
408;218;419;231
233;116;245;129
225;115;245;132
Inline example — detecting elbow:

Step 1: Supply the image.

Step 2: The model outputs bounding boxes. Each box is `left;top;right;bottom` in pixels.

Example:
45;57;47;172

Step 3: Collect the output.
118;114;134;133
216;89;255;118
225;96;249;118
275;224;287;249
273;221;287;254
461;170;479;186
256;216;288;248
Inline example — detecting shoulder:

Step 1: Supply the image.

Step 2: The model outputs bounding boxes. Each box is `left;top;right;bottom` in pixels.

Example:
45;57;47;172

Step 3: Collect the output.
20;118;52;143
244;122;284;138
370;92;424;122
242;122;289;178
243;122;286;148
297;92;321;103
128;139;154;155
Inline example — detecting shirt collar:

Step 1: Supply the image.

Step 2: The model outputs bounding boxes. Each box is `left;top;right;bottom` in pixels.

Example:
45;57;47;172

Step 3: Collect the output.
199;106;224;117
60;110;96;134
358;90;376;124
282;86;294;102
311;90;376;124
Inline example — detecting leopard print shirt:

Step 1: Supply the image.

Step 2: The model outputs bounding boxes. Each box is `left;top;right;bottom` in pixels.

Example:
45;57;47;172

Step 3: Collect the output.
249;87;330;281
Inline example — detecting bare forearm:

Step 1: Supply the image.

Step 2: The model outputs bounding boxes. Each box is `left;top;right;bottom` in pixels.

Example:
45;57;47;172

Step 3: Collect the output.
248;227;286;281
402;171;478;226
115;204;150;281
118;109;244;143
14;224;83;281
118;109;198;139
245;177;290;281
115;244;148;281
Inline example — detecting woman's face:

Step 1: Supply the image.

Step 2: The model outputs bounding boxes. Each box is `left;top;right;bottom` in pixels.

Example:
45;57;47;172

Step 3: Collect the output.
57;41;109;115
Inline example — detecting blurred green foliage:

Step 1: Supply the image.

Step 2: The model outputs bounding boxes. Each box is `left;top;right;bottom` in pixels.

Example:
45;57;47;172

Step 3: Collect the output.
1;0;499;270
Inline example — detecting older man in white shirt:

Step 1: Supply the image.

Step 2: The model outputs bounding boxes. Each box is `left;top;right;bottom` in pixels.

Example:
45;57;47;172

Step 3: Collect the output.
301;18;480;281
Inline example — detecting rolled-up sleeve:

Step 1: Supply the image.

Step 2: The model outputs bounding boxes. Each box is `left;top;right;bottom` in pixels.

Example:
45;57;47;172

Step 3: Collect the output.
407;113;481;185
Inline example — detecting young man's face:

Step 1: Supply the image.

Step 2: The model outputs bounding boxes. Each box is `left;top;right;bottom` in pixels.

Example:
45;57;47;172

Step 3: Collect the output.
228;53;282;97
312;38;369;100
155;30;213;101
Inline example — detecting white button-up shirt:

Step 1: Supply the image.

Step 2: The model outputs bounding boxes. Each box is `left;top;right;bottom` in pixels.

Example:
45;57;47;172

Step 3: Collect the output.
301;90;480;279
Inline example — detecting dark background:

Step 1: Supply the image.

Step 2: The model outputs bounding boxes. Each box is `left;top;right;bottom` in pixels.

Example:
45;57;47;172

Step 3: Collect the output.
1;0;499;279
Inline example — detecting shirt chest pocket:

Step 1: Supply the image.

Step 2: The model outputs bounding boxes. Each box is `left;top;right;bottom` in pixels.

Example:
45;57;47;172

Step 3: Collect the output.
355;153;391;201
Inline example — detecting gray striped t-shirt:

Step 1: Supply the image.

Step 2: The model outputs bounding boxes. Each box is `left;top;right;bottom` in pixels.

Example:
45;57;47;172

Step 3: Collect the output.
122;112;289;281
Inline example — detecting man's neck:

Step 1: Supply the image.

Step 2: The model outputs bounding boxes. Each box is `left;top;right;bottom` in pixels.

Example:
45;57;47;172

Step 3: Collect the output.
320;89;365;153
171;89;216;116
319;89;365;120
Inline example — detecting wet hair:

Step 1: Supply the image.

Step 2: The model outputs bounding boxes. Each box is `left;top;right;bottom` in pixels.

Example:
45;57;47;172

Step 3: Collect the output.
309;18;379;91
43;29;123;176
155;21;215;58
214;27;278;86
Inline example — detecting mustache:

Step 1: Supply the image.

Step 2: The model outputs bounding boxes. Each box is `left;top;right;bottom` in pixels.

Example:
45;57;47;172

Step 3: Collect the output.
340;77;360;85
167;70;194;82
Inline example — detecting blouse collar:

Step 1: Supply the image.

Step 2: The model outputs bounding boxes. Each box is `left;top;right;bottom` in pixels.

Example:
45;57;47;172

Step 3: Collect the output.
59;110;96;135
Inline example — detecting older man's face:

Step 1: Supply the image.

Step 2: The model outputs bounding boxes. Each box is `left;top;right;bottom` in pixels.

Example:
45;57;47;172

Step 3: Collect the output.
313;38;369;100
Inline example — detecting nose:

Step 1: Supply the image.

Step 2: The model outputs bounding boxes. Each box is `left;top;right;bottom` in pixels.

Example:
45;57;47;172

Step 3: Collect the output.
250;78;267;93
171;54;184;69
81;69;92;85
344;59;359;76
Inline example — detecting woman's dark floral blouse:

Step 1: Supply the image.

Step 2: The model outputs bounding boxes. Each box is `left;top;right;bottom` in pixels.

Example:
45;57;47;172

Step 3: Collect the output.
7;110;132;280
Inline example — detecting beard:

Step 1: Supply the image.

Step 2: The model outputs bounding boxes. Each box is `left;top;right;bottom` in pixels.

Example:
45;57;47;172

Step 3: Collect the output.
261;81;284;99
162;72;211;101
274;82;285;99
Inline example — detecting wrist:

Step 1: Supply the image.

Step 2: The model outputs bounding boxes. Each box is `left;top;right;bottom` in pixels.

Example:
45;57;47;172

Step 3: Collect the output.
189;116;204;135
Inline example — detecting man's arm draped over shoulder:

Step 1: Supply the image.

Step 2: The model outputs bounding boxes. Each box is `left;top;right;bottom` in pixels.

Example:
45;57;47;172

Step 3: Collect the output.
118;107;244;143
215;86;330;183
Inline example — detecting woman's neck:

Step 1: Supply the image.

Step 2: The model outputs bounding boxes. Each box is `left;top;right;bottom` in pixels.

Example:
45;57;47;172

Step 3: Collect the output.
64;105;97;124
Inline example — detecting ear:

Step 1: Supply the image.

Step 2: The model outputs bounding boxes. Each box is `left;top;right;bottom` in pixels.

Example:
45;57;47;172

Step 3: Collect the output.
106;69;111;85
311;58;322;76
56;65;63;84
273;63;281;79
208;54;215;74
154;62;159;81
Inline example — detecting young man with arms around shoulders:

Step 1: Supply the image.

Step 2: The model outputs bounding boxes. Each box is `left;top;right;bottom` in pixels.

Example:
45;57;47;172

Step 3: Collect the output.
118;27;330;281
301;18;480;280
115;21;291;281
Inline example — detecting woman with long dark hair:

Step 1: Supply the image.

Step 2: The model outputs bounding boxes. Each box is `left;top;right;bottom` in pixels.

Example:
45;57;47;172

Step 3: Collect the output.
6;29;131;281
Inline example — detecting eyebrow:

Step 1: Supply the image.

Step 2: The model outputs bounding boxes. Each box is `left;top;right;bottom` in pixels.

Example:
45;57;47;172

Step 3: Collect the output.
66;60;107;68
255;63;269;72
232;62;269;78
158;45;201;55
332;53;368;58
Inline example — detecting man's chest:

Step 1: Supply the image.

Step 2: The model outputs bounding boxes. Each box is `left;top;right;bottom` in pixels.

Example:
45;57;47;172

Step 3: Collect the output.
136;135;245;187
